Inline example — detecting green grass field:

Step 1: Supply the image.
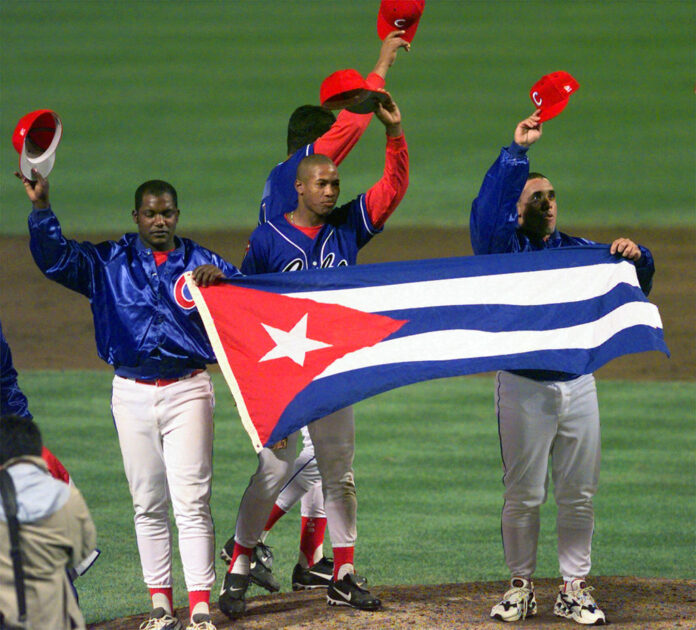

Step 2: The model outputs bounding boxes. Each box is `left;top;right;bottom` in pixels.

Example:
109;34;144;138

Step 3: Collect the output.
2;1;694;234
18;371;696;623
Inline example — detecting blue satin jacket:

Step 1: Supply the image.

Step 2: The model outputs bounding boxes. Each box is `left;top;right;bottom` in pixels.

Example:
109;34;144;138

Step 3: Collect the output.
28;207;241;379
470;143;655;381
1;319;32;419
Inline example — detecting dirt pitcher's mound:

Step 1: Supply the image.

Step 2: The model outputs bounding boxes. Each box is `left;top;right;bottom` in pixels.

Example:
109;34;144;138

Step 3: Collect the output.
88;576;695;629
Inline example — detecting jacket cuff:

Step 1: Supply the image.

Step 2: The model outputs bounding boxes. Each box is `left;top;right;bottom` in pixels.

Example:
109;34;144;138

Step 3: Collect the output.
506;142;529;158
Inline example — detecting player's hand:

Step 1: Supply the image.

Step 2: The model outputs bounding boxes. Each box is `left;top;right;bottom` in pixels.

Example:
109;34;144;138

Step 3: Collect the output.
610;238;642;261
192;264;226;287
372;30;410;78
514;110;543;148
374;91;403;137
15;168;50;209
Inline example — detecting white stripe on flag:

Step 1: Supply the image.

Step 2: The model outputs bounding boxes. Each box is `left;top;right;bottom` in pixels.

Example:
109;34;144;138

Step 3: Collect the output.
315;301;662;379
285;262;639;311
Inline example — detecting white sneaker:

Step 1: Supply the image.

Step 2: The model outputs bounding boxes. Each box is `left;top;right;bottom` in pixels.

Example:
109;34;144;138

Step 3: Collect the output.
490;577;537;622
554;579;606;625
139;608;183;630
185;613;216;630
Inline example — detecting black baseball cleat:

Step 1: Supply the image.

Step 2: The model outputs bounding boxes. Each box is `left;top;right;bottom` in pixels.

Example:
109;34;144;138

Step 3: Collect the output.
219;536;235;565
249;542;280;593
219;572;250;620
327;573;381;611
292;556;334;590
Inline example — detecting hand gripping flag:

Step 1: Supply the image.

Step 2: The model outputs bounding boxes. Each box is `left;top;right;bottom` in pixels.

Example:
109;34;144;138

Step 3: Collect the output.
186;246;668;452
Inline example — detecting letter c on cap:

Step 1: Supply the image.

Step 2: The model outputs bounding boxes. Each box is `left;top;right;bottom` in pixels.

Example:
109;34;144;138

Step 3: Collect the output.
532;91;543;106
394;18;406;27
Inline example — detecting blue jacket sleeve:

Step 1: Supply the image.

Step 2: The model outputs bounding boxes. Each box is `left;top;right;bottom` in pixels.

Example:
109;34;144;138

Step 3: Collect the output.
470;143;530;255
634;245;655;296
206;251;242;279
0;322;32;419
28;207;102;299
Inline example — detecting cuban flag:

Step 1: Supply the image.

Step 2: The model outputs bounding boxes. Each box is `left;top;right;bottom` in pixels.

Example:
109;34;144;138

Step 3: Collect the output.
186;246;668;452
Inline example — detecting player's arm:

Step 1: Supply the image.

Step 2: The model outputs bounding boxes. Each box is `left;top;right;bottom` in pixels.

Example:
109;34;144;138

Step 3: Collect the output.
0;325;32;420
191;248;243;287
313;31;409;164
363;93;408;230
610;238;655;295
469;112;542;255
18;170;99;298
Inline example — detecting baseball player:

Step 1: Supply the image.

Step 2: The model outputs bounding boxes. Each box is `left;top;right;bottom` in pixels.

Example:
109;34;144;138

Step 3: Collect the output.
220;28;411;594
18;171;241;630
469;110;655;625
210;91;408;618
259;29;409;226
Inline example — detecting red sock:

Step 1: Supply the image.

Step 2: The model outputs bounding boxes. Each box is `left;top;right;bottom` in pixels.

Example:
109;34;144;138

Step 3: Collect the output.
300;516;327;567
332;546;354;580
149;587;173;612
188;589;209;612
227;542;253;574
264;504;287;532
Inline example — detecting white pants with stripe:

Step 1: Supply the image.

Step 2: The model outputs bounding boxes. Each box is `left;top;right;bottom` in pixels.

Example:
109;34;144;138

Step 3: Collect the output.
496;371;600;580
111;371;215;591
235;406;355;548
276;427;325;518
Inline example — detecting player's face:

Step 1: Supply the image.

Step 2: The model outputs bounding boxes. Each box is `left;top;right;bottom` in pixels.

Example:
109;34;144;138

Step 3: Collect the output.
517;177;557;240
298;163;340;222
133;193;180;251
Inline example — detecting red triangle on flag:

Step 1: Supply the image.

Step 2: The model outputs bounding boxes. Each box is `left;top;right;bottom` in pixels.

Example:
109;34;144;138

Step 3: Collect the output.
198;283;407;447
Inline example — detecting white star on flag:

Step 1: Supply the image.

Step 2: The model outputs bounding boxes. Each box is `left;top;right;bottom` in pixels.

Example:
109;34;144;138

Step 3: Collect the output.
259;313;332;367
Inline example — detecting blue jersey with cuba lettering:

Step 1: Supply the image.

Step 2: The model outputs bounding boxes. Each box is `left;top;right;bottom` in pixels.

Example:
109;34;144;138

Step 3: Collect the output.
242;193;380;274
28;206;241;380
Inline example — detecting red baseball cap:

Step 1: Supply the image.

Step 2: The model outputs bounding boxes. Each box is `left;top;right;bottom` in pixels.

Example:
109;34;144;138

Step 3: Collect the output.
12;109;63;180
377;0;425;43
529;72;580;123
320;69;371;110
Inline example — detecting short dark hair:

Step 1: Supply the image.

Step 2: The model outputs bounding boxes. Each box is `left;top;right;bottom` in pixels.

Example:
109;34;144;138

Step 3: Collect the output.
296;153;336;181
0;415;43;464
134;180;178;211
527;171;548;182
287;105;336;155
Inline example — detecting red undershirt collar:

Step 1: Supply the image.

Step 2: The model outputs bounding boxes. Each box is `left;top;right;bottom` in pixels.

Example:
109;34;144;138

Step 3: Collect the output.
285;214;323;239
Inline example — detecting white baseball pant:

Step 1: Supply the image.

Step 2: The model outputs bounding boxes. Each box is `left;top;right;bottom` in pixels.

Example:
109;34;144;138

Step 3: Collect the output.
306;406;356;547
234;431;299;548
111;371;216;591
496;371;600;580
235;406;355;549
276;427;325;518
